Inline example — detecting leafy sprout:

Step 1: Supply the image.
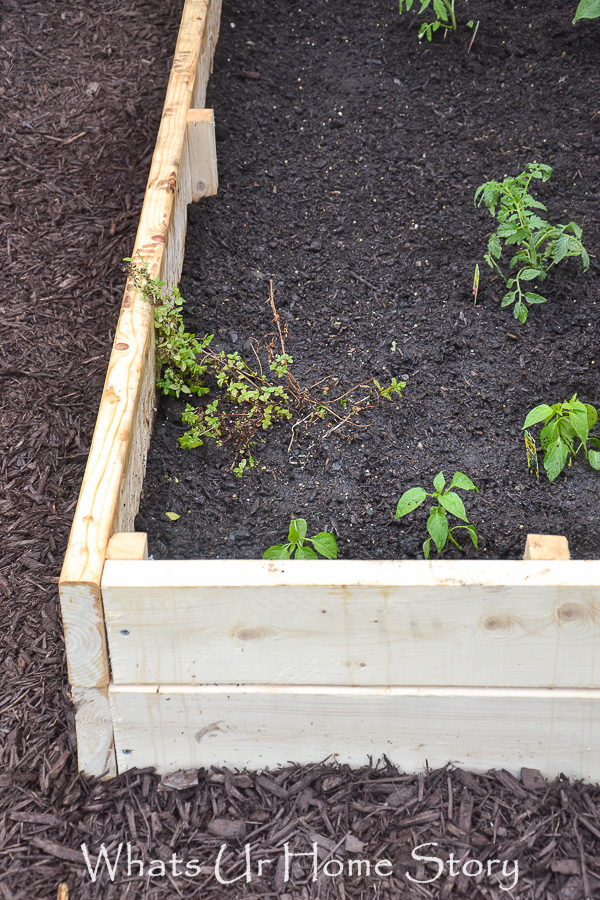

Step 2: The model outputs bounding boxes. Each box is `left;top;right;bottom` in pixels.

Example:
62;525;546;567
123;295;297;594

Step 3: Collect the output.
395;471;479;559
523;395;600;482
475;162;589;323
263;519;338;560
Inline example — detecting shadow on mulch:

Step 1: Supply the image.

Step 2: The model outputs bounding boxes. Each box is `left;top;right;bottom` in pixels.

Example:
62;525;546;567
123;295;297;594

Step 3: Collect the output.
0;0;599;897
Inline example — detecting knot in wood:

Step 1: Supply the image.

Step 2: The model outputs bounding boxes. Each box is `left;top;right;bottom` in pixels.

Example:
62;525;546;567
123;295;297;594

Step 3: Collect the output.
236;628;260;641
557;603;582;623
483;615;510;634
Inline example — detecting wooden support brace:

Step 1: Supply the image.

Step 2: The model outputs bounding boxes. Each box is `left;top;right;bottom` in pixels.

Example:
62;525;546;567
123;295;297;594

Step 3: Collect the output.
106;532;149;561
524;534;570;561
186;109;218;201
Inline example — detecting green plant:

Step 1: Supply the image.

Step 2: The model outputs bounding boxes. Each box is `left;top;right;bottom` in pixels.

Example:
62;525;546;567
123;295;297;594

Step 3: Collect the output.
126;260;294;472
395;471;479;559
523;395;600;483
126;260;406;474
398;0;475;42
574;0;600;23
373;377;406;400
399;0;456;41
263;518;338;560
475;162;589;324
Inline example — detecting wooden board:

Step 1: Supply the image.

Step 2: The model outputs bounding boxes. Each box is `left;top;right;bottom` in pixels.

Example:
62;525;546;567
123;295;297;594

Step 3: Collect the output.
109;682;600;781
58;0;222;777
102;558;600;688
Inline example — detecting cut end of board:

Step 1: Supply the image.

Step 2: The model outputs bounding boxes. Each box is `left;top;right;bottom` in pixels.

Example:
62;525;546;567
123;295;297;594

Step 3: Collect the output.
524;534;570;561
106;532;148;561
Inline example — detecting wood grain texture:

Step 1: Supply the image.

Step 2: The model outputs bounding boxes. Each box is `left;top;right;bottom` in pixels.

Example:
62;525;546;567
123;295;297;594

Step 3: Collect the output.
106;532;148;561
102;559;600;688
186;109;218;200
524;533;570;560
59;0;222;704
73;686;116;778
109;682;600;781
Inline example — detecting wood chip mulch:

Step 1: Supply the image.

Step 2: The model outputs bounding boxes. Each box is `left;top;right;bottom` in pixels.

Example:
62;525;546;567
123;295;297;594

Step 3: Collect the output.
1;0;599;897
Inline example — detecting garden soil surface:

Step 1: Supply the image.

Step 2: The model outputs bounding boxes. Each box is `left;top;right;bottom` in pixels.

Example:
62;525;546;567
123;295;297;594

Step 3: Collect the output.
138;0;600;562
3;1;600;898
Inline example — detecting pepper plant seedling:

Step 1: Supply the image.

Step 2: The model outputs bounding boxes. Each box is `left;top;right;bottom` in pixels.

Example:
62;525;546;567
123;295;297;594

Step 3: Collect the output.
523;395;600;483
395;471;479;559
475;162;589;323
263;519;338;560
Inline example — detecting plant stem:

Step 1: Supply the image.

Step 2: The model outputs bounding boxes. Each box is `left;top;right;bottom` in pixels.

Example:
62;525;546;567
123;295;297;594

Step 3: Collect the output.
444;0;456;30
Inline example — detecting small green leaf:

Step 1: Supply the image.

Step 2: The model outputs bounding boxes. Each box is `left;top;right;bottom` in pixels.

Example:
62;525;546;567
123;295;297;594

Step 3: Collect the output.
427;509;449;554
573;0;600;25
515;303;528;324
488;233;502;259
585;405;598;431
569;408;590;445
432;0;448;21
523;404;554;429
524;292;547;304
519;268;542;281
465;524;479;549
263;544;291;560
497;221;519;238
501;291;516;308
589;449;600;470
395;487;427;518
295;544;319;560
439;491;468;522
449;472;478;492
310;532;339;559
540;419;559;450
288;518;307;542
553;233;570;264
423;537;432;560
165;512;180;521
433;471;446;493
544;442;569;483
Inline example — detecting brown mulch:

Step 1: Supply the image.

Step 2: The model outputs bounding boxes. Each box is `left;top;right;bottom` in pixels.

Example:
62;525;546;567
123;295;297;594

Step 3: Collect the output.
1;1;599;898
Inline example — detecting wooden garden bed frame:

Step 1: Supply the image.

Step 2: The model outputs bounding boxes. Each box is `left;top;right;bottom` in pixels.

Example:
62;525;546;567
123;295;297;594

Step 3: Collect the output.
59;0;600;780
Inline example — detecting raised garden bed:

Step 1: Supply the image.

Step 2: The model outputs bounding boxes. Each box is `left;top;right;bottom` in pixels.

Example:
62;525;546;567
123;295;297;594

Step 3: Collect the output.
59;0;600;781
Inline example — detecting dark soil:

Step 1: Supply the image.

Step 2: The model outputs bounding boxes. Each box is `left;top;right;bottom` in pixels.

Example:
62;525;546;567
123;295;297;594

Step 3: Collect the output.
137;0;600;562
3;1;600;898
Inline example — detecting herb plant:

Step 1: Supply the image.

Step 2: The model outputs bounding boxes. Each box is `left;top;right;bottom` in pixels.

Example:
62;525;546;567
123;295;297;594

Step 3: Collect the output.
475;162;589;324
395;471;479;559
574;0;600;23
127;259;403;475
126;259;293;475
523;395;600;483
263;519;338;560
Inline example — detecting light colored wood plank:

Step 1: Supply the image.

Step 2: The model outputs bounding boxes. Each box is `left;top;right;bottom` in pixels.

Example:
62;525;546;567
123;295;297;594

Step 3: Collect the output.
59;0;222;705
109;682;600;781
73;687;116;778
102;559;600;688
106;533;148;561
524;533;570;560
186;109;218;200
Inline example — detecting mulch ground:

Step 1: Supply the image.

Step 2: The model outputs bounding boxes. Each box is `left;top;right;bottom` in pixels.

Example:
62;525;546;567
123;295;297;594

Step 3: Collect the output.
138;0;600;562
1;0;600;898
